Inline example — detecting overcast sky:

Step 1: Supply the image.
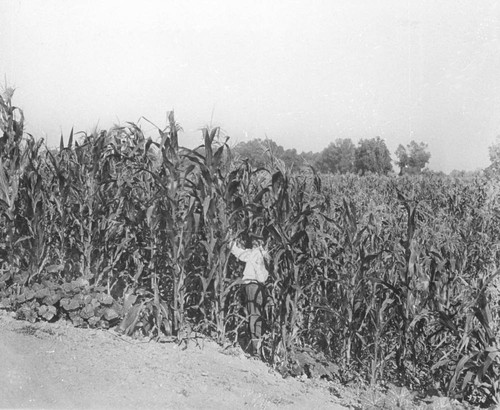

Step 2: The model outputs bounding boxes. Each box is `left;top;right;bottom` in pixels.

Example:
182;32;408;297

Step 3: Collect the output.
2;0;499;172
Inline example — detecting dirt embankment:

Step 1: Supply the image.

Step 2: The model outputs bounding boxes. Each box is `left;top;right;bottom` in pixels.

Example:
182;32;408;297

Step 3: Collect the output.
0;311;346;409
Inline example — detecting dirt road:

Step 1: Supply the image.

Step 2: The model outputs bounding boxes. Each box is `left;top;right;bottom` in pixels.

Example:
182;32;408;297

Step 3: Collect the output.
0;310;346;409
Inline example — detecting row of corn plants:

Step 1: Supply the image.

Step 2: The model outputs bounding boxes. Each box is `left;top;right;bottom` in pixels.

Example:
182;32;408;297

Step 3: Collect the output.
0;89;499;406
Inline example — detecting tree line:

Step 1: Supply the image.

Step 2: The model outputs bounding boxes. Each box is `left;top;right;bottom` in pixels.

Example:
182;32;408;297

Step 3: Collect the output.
233;136;431;175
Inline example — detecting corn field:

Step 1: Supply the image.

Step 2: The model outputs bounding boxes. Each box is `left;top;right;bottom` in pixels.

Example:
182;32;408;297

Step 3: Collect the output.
1;90;499;407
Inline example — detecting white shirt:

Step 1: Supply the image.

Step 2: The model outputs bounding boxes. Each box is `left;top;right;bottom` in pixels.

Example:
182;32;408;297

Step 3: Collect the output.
230;243;269;284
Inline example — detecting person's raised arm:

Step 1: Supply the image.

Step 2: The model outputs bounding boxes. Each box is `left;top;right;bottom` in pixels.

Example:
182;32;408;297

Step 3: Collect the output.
230;242;252;262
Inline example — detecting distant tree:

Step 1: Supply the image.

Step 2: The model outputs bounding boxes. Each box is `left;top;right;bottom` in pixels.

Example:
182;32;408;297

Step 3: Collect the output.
317;138;355;174
487;135;500;175
449;169;481;179
300;151;321;168
233;138;303;169
262;138;284;159
282;147;301;169
395;140;431;175
354;137;392;175
232;139;268;168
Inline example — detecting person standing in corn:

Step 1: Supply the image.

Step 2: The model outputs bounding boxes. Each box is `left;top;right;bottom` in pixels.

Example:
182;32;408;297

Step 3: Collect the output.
229;232;270;356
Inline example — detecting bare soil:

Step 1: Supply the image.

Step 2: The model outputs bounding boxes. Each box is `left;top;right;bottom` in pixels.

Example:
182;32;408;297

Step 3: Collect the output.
0;310;346;409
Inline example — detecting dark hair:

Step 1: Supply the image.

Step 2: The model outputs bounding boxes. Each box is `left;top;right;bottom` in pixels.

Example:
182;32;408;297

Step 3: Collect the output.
241;232;264;248
240;232;252;249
